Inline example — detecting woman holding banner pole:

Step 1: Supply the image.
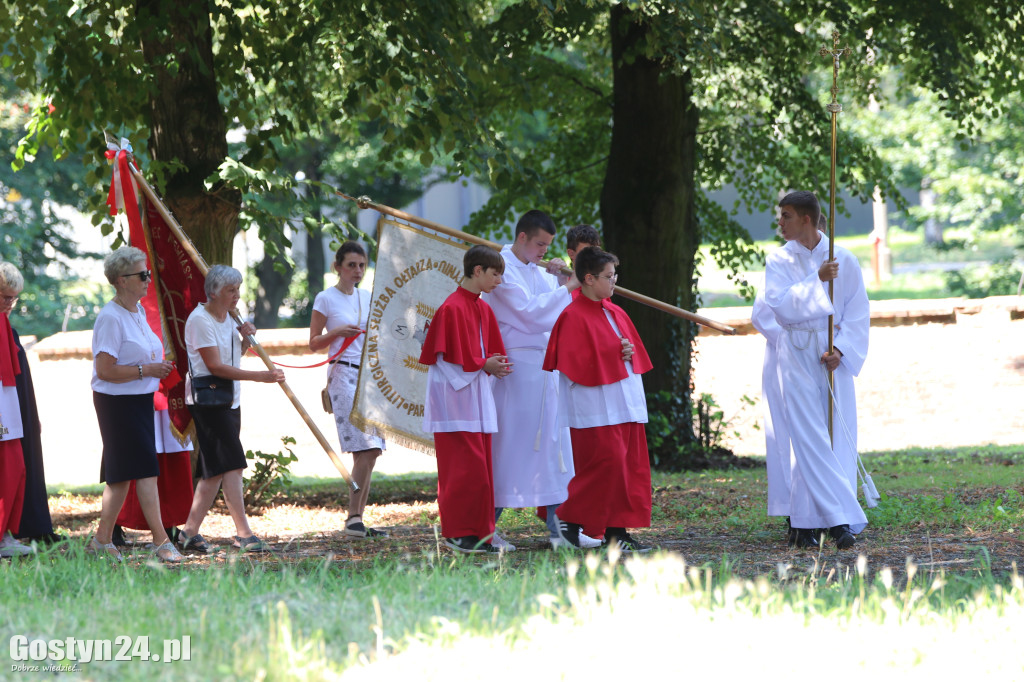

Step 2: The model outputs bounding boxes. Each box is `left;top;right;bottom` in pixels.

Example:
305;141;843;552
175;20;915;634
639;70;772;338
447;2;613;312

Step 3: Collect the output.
179;265;282;553
309;241;387;539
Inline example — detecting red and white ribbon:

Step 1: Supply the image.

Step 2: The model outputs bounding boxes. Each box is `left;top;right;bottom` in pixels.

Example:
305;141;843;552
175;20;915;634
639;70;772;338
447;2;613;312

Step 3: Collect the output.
105;137;142;234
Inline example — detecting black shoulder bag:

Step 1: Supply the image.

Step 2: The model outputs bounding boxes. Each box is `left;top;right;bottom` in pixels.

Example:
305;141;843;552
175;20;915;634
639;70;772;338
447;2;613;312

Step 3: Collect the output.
189;338;235;408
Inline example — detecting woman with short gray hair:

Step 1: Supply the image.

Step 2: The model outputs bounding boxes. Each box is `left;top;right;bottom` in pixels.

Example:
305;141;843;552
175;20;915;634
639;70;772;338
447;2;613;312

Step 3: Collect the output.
0;262;25;292
90;246;182;562
177;264;284;553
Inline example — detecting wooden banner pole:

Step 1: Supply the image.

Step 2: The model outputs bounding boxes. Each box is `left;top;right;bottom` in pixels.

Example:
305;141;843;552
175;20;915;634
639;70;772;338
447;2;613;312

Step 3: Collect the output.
128;160;358;490
339;193;737;335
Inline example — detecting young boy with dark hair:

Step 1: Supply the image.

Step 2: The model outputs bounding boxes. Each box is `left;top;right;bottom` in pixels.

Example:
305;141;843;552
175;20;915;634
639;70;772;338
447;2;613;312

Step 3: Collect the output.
762;190;869;549
565;224;602;264
565;224;601;303
483;210;601;549
419;245;513;554
543;246;654;552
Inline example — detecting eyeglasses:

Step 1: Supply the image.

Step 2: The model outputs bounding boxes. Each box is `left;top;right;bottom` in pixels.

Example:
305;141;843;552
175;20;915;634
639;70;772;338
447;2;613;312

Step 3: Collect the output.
124;270;152;282
593;273;618;283
0;294;18;304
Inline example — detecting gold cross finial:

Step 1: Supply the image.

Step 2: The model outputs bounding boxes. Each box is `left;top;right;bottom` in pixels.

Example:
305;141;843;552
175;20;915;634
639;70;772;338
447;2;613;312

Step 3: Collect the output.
819;30;850;113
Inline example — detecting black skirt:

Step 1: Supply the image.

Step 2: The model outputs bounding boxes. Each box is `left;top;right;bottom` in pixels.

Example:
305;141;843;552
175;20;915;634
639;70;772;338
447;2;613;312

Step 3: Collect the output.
93;392;159;484
188;405;247;479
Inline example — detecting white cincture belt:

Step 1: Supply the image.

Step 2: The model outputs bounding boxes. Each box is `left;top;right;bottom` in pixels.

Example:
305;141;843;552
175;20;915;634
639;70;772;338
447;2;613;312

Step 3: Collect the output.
504;348;566;473
781;323;828;332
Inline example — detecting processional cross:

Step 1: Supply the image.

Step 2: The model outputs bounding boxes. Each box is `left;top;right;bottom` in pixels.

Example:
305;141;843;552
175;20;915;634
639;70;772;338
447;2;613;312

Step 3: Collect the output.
819;30;850;445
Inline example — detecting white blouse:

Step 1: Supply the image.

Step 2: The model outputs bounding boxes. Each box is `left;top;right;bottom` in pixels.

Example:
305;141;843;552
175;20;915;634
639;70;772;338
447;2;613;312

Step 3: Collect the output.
90;301;164;395
183;305;243;409
312;286;370;363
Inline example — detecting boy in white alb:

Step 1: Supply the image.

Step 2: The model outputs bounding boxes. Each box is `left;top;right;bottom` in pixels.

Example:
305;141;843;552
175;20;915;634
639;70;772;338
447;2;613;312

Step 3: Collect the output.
483;210;603;550
763;190;869;549
751;291;796;542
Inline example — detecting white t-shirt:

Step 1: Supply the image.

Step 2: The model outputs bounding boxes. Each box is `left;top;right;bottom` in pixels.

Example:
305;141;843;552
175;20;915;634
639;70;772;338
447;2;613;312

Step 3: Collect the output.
312;286;370;363
184;304;242;408
90;300;164;395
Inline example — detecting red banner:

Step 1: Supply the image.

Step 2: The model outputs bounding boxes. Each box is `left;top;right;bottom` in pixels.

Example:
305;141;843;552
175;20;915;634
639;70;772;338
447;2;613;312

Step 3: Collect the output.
129;197;207;442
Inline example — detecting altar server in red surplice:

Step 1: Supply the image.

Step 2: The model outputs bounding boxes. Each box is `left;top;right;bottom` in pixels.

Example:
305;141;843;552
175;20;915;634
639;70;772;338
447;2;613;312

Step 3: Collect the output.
543;247;654;553
419;245;512;554
0;262;31;557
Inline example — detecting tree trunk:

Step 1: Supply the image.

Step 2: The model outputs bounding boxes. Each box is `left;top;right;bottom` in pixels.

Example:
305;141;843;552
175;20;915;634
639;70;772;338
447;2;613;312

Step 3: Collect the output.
137;0;239;267
920;181;944;246
253;237;293;329
305;157;325;297
600;6;700;442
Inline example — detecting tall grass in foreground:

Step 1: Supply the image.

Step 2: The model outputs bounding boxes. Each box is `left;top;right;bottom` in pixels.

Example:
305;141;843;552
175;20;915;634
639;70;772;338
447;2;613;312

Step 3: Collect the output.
2;543;1022;680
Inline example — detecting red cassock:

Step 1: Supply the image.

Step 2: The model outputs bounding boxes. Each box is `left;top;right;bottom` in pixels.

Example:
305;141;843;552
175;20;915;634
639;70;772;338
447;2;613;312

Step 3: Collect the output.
419;286;505;540
543;295;653;532
0;315;26;536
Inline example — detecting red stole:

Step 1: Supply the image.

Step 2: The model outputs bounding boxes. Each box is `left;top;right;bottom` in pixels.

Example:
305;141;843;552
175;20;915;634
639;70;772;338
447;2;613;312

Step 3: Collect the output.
0;315;20;387
419;285;505;372
543;295;652;386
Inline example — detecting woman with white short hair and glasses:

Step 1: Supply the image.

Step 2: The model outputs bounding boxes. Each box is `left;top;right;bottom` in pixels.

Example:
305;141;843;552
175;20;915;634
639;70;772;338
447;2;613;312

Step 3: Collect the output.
89;246;182;562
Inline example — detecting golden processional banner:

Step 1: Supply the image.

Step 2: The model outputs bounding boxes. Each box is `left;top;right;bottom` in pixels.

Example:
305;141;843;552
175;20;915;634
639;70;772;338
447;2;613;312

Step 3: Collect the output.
350;217;469;452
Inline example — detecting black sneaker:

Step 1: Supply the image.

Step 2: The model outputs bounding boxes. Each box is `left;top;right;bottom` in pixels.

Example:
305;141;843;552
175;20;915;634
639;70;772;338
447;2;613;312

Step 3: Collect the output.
829;525;856;549
444;536;494;554
345;520;389;539
788;528;820;549
555;520;583;549
111;525;127;548
602;530;652;553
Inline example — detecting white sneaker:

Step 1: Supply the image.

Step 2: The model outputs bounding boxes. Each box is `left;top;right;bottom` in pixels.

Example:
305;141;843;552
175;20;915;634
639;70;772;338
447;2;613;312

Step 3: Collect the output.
0;531;35;557
549;532;602;549
489;533;517;552
549;513;602;549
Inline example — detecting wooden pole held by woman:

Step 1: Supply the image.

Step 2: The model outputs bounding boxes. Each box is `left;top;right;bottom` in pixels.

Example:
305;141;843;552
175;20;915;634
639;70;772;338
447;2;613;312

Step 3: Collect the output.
337;193;737;336
126;160;358;490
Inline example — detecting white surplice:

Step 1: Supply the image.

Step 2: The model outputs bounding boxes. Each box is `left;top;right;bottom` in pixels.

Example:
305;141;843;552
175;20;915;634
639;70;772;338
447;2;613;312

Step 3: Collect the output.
764;231;869;533
558;310;648;429
482;245;574;508
751;291;792;517
422;356;498;434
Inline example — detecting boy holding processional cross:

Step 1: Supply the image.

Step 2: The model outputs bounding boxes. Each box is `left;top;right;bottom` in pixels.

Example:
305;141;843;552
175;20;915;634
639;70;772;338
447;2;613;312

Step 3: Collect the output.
761;190;869;549
543;246;654;552
419;245;513;554
483;211;605;550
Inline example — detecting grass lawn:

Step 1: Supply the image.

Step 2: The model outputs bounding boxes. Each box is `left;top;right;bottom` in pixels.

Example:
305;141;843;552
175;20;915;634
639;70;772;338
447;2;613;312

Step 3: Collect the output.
2;445;1023;679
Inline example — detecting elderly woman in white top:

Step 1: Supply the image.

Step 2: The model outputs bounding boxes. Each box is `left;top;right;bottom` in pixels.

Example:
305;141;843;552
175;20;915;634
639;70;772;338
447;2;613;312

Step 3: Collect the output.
90;246;182;562
177;265;283;554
